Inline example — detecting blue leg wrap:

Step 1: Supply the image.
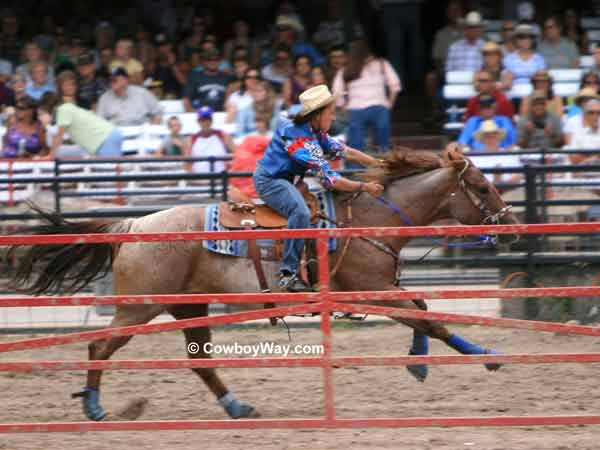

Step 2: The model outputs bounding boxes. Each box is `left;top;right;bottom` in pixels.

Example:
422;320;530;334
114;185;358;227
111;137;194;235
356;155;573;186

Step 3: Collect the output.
447;334;487;355
406;332;429;382
74;387;107;421
218;392;256;419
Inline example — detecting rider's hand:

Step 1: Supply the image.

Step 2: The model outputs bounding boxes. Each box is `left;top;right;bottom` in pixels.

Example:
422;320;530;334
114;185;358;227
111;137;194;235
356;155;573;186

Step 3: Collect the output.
361;182;384;197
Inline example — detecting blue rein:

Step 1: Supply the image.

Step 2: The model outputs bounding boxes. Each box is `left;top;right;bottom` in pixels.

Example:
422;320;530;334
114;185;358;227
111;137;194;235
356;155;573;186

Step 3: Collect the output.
375;196;496;248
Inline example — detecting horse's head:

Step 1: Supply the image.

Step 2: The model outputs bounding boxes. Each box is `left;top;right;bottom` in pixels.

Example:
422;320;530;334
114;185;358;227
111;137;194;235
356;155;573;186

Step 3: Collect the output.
442;144;520;244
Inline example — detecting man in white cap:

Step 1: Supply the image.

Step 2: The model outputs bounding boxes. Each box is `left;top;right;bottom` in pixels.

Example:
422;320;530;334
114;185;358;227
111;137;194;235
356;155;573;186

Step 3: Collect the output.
446;11;486;72
253;84;383;292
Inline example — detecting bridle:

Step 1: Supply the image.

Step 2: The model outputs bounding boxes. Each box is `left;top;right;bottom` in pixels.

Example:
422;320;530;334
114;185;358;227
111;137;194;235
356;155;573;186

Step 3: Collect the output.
454;158;514;226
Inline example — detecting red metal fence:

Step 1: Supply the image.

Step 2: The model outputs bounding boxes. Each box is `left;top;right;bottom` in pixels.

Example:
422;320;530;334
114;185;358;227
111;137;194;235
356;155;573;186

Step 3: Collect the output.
1;222;600;432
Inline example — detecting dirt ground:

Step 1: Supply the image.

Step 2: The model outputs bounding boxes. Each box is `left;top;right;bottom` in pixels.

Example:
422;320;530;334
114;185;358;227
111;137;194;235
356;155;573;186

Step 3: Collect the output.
0;322;599;450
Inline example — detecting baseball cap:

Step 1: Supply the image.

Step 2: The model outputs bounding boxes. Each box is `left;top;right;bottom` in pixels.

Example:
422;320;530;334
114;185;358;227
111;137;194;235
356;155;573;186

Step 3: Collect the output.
197;106;214;120
479;95;496;108
110;66;129;78
76;53;94;66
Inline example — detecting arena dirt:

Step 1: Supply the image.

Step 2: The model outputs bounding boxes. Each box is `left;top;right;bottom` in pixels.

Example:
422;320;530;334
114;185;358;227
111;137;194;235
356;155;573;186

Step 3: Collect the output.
0;322;599;450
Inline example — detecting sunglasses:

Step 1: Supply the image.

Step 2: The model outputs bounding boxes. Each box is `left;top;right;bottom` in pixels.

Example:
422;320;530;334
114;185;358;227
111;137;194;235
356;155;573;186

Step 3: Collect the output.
533;78;549;83
502;27;514;31
585;110;600;115
585;80;599;84
245;74;259;79
477;78;492;82
516;35;532;39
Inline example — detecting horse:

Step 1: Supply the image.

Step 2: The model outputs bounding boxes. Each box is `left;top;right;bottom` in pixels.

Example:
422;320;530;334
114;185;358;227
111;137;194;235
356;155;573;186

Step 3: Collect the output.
7;145;519;421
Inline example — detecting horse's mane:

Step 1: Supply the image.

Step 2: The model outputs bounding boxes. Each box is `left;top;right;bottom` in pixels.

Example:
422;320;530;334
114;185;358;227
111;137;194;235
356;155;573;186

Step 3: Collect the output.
361;146;446;185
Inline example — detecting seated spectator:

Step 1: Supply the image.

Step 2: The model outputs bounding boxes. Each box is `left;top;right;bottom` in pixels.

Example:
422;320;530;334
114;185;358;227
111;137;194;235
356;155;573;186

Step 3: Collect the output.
16;41;55;85
517;90;563;149
134;25;156;73
261;45;292;94
25;62;56;101
194;39;232;73
272;15;324;67
564;9;589;55
5;73;27;108
538;17;579;69
224;58;252;111
503;24;546;84
55;70;80;106
311;65;329;87
183;47;233;112
157;116;191;157
563;89;598;144
480;42;512;91
229;134;270;197
0;56;12;84
465;70;514;121
519;70;563;118
445;11;485;72
282;55;312;108
325;44;346;81
235;81;282;137
458;95;516;150
190;106;234;173
109;39;144;85
500;20;516;55
96;67;163;126
1;96;48;158
75;52;106;110
40;92;124;158
152;34;185;99
97;47;114;81
311;0;363;54
568;98;600;164
226;67;260;122
223;20;257;65
566;72;600;118
468;120;522;186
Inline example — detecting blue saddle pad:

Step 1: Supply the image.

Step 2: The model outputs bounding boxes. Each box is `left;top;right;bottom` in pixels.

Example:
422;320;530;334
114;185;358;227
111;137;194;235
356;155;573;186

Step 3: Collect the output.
203;189;337;257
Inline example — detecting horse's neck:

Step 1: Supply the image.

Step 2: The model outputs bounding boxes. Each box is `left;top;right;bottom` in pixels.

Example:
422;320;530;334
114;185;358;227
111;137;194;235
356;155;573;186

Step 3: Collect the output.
336;168;455;228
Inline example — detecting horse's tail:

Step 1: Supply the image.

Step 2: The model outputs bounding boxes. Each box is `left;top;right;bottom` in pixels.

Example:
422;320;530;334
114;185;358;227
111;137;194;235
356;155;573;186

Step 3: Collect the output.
6;204;130;296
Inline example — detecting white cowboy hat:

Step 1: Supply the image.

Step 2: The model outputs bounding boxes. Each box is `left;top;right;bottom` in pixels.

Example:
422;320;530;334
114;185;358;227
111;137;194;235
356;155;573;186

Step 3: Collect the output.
460;11;485;27
298;84;336;116
474;120;506;142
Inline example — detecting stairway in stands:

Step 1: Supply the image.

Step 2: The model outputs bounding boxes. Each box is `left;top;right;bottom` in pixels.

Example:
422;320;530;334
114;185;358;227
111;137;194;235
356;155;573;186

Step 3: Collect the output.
390;90;446;151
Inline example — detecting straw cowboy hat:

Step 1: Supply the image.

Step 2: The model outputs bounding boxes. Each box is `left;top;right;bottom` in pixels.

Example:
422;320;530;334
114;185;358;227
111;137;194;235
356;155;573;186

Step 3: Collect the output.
460;11;485;27
474;120;506;141
298;84;336;116
575;87;600;105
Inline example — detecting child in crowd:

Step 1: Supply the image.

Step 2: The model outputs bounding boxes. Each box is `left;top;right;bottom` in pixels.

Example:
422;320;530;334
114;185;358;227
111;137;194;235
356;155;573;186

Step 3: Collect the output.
157;116;191;157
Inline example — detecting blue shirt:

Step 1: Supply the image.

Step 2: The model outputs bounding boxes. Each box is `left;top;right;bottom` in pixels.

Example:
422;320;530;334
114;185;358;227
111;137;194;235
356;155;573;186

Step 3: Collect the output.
502;52;546;84
257;118;345;187
458;116;517;150
25;82;55;101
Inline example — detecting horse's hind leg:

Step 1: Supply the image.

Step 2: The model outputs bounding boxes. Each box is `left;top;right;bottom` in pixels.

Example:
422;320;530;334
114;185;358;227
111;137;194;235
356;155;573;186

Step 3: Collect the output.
169;304;259;419
75;305;163;421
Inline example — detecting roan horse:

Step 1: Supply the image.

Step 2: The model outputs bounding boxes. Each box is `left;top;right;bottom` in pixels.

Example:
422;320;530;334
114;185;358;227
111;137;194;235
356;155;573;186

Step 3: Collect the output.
7;145;519;421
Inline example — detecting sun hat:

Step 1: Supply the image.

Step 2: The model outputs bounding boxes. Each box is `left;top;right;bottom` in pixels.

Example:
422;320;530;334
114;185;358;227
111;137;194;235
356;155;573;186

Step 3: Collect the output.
298;84;336;116
514;24;535;37
275;15;303;33
575;87;600;106
474;120;506;142
481;41;502;54
460;11;485;27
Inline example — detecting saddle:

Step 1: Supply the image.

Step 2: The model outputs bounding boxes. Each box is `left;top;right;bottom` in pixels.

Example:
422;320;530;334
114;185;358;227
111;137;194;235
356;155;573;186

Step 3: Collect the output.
219;184;320;229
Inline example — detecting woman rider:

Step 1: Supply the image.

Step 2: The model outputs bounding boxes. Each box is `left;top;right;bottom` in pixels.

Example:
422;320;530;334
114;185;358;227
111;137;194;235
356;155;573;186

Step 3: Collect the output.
253;85;384;292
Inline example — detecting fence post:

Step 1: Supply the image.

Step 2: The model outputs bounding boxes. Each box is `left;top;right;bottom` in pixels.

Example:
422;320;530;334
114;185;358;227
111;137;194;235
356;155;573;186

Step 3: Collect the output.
524;164;539;319
221;171;229;201
209;157;215;199
53;158;61;214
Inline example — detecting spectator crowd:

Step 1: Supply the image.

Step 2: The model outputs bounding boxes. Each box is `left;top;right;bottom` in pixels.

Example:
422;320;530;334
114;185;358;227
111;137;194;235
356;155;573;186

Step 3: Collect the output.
0;1;401;173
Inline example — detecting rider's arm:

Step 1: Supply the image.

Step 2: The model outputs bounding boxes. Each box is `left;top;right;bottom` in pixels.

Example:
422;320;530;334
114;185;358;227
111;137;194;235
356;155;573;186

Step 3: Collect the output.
344;146;383;168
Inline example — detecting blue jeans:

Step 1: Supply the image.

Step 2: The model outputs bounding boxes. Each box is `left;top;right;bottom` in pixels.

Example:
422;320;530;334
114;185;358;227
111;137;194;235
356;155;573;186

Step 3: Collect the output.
347;105;390;152
96;128;124;157
253;165;310;275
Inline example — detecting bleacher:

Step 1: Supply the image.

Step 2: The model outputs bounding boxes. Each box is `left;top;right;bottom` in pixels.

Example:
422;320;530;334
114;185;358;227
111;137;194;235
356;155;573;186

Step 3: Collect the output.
443;16;600;133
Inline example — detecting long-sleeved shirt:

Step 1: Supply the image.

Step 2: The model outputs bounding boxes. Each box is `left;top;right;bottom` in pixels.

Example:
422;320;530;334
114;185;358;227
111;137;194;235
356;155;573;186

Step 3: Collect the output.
445;38;485;72
458;115;517;150
257;118;345;187
332;58;401;110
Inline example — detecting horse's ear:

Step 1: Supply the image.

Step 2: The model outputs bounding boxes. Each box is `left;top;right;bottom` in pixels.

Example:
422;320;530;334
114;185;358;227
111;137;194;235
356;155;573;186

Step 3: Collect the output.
441;143;465;166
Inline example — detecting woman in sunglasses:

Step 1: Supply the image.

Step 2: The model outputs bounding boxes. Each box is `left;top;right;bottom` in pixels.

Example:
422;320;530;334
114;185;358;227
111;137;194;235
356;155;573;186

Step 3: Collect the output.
226;65;259;122
565;71;600;118
519;70;562;118
503;24;546;85
1;96;48;158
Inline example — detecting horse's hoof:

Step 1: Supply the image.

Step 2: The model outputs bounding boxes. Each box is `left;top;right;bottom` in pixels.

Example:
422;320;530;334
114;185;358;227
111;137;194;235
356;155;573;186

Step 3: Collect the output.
226;401;259;419
407;350;428;382
73;388;107;421
484;349;502;371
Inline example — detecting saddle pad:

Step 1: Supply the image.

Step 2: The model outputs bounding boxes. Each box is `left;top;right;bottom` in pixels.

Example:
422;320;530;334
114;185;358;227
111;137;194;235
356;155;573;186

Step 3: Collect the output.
203;188;337;257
